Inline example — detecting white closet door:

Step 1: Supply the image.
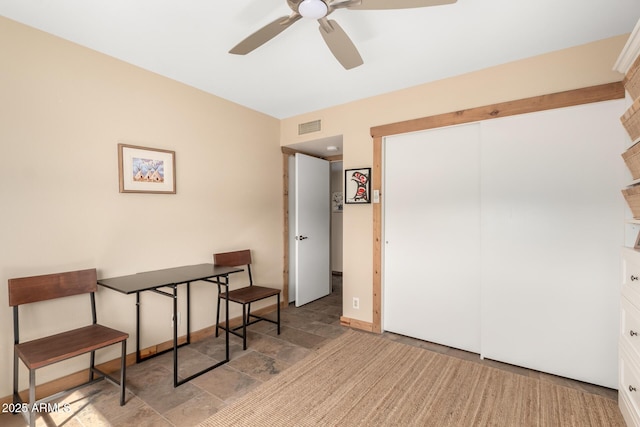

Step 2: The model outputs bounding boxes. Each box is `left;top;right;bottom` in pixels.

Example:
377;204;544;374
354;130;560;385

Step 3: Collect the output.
384;123;481;353
480;100;626;388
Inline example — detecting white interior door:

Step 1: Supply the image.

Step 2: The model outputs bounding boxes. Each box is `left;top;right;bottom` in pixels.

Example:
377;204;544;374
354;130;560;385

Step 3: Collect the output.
294;153;331;307
383;123;482;353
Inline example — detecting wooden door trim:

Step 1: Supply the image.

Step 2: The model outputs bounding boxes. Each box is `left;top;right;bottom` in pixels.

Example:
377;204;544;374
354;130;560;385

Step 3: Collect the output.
370;82;624;334
372;82;624;138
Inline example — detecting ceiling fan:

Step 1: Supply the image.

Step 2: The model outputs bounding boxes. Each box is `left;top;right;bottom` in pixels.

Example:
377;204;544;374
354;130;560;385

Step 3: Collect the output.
229;0;457;70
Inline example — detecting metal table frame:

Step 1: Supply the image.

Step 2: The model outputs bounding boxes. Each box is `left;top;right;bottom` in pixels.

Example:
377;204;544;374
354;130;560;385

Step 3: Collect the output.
98;263;242;387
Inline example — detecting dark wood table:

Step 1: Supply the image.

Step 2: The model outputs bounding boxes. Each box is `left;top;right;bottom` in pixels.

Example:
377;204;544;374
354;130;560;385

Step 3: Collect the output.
98;263;243;387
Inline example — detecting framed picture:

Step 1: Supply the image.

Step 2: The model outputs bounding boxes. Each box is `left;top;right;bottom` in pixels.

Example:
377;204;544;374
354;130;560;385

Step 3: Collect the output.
345;168;371;204
332;192;343;212
635;231;640;250
118;143;176;194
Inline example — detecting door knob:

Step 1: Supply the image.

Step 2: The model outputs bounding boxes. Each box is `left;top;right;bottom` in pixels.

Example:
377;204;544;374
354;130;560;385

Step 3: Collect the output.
631;330;638;337
296;235;308;240
632;275;639;281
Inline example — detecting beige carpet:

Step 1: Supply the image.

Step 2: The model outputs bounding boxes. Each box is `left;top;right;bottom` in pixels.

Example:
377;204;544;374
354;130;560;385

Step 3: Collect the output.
199;330;624;427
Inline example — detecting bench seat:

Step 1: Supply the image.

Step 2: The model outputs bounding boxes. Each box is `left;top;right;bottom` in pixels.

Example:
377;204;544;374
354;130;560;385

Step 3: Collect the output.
16;324;129;370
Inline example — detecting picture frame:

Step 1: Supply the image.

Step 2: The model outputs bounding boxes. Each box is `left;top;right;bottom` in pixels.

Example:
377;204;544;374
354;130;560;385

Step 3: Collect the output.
345;168;371;204
635;230;640;250
332;192;343;212
118;143;176;194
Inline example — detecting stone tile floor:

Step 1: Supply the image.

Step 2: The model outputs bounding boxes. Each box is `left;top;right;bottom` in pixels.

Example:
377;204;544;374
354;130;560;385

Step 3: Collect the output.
1;275;618;426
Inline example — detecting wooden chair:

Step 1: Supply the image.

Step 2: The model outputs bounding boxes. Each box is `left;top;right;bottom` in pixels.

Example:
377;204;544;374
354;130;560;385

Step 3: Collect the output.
213;250;281;350
8;268;128;427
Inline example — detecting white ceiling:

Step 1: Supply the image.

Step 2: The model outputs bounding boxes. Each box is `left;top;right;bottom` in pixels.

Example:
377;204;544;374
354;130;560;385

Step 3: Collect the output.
1;0;640;120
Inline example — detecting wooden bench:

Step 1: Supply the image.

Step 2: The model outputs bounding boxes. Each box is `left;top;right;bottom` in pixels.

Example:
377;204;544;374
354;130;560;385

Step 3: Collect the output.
8;268;128;427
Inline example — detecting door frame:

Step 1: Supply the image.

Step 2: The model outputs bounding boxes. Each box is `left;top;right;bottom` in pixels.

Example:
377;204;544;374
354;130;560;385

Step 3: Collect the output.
281;147;342;306
369;82;624;333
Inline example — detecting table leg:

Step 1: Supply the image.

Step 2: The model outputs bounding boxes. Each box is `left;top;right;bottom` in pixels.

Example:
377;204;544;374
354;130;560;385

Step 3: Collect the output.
174;275;232;386
136;292;141;363
173;285;178;388
225;275;230;362
186;282;191;345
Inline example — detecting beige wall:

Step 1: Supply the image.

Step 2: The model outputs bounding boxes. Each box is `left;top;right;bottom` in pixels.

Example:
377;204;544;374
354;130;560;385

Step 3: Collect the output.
0;16;282;397
281;35;628;324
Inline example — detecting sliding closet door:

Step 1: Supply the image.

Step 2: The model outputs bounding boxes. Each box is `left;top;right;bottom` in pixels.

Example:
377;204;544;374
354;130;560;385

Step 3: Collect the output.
384;123;481;353
480;100;626;388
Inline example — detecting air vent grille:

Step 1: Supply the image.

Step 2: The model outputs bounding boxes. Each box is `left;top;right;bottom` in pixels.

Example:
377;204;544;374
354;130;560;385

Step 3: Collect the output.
298;119;321;135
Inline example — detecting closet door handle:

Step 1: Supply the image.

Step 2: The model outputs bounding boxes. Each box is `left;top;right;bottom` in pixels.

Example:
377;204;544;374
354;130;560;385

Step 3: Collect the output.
631;330;638;337
630;385;637;392
631;275;639;281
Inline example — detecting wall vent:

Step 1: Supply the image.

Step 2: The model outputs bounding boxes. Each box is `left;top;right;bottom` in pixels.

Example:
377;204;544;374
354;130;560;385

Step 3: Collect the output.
298;119;322;135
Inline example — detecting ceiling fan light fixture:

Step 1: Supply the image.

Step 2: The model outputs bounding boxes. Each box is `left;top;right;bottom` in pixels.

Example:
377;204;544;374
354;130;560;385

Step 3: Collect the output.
299;0;328;19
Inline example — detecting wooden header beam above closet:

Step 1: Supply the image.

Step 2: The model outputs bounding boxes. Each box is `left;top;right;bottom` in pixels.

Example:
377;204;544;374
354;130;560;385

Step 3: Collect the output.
371;82;625;139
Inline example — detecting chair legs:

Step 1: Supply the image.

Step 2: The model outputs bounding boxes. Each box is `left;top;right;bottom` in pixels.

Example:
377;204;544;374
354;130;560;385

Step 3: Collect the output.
120;340;127;406
242;303;248;350
215;296;281;351
28;369;36;427
215;294;221;338
12;343;127;427
11;349;35;427
277;294;280;335
90;350;96;382
12;349;18;408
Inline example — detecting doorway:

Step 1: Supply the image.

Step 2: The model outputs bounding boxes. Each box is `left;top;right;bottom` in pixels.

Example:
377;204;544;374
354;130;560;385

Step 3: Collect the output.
281;138;343;309
330;160;343;276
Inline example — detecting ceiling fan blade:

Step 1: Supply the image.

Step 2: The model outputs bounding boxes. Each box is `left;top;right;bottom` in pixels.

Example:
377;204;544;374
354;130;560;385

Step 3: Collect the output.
346;0;456;10
229;14;302;55
318;19;363;70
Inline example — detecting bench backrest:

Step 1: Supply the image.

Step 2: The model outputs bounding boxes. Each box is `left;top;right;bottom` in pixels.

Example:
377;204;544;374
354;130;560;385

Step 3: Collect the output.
214;249;253;285
8;268;98;307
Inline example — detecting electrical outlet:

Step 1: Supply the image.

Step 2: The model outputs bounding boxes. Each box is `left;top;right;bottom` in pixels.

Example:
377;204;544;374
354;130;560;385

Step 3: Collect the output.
353;297;359;309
